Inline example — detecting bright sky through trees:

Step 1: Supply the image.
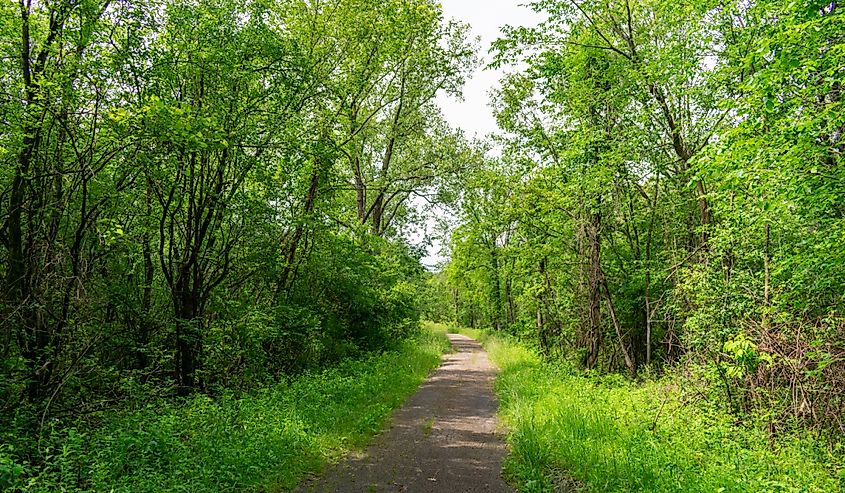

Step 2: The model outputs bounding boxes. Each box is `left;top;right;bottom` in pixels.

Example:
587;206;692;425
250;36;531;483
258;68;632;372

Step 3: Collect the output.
416;1;540;269
435;1;541;137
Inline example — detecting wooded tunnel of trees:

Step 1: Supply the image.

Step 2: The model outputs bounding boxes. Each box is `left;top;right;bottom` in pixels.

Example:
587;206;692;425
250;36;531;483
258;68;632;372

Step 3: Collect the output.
0;0;843;490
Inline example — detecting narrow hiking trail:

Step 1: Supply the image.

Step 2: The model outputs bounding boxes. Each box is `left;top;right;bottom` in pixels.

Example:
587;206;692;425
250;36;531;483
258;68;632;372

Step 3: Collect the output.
296;334;513;492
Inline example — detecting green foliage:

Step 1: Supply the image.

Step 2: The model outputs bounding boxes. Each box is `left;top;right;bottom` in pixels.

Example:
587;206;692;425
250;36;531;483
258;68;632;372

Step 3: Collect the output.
0;0;474;483
0;445;26;491
441;0;845;434
2;330;448;492
480;332;843;493
416;272;456;323
3;0;844;487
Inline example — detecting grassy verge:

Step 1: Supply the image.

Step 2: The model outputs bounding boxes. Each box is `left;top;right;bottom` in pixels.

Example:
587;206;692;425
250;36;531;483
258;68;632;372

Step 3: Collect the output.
14;329;450;492
464;330;843;493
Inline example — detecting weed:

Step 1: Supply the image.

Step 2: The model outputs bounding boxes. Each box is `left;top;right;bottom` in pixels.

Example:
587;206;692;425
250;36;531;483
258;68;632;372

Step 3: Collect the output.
478;332;844;493
11;330;449;492
421;417;435;438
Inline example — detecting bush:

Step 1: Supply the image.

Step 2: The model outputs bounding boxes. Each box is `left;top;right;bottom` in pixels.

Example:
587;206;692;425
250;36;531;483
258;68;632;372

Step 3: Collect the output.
6;330;448;492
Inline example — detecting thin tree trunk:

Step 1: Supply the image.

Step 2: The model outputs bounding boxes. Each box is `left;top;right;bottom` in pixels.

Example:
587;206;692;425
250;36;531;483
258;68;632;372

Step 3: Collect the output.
602;279;637;377
490;247;502;331
137;183;155;370
645;173;660;366
763;222;771;329
537;257;550;356
369;77;404;235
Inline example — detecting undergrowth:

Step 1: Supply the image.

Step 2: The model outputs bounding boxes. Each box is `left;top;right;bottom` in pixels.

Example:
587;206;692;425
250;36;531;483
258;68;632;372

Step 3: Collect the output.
3;329;449;492
464;330;844;493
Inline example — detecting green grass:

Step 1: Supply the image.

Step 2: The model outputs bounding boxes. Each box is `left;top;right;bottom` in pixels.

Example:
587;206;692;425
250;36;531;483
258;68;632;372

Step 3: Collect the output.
472;332;844;493
13;329;450;492
421;320;450;339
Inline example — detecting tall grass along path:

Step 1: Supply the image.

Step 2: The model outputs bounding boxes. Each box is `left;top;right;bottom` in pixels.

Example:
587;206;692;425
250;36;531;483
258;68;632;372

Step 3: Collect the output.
296;334;513;492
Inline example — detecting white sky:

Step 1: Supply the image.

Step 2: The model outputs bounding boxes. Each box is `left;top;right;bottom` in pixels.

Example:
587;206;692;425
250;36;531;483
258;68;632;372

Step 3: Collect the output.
435;0;541;138
415;1;540;269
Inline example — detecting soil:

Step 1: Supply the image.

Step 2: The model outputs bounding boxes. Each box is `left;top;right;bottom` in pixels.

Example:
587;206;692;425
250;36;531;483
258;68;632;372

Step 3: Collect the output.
294;333;514;492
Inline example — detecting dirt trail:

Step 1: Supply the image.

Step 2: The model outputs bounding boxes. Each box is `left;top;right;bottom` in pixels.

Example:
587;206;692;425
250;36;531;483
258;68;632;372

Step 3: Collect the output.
295;334;513;493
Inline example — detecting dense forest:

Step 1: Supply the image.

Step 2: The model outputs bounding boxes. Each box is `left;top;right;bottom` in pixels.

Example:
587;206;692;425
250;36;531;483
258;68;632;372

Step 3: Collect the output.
440;0;844;430
0;0;474;488
1;0;843;491
432;1;845;488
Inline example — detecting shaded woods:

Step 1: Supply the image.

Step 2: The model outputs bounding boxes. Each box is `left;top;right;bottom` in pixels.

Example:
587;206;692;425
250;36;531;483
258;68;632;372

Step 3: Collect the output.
0;0;475;488
433;3;845;490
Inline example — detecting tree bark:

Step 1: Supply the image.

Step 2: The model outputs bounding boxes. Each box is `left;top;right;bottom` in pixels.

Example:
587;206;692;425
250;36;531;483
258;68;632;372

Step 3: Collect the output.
537;257;550;356
602;279;637;377
584;211;602;369
490;246;503;331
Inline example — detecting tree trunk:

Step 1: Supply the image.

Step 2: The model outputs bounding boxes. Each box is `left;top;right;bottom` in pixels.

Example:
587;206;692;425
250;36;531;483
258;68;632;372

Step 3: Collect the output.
174;280;201;395
490;247;503;331
7;0;49;402
354;154;366;222
537;257;550;356
584;211;602;369
505;276;515;326
602;279;637;377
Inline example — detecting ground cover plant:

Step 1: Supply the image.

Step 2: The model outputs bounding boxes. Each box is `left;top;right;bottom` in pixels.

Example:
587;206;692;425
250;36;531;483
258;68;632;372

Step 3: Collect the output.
0;330;449;492
462;329;844;493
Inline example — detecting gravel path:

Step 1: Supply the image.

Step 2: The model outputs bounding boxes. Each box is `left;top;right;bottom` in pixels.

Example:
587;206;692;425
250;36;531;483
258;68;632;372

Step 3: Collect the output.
295;333;513;493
